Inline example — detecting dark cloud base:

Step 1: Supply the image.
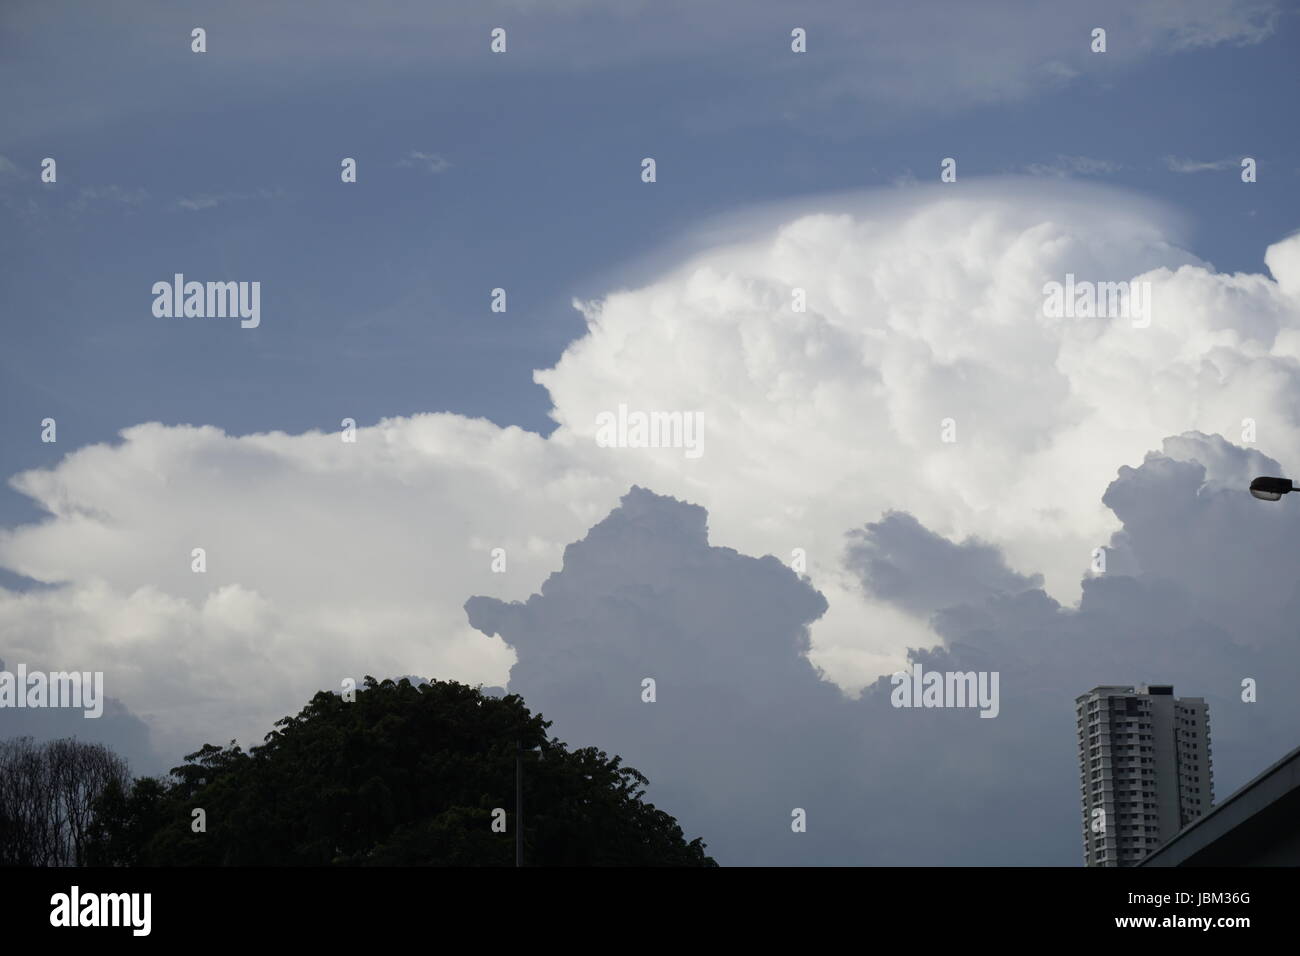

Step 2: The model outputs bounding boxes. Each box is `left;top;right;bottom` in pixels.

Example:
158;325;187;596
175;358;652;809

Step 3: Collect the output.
468;434;1300;865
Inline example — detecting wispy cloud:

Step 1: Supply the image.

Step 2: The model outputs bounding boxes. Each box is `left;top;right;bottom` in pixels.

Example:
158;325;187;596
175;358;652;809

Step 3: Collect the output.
1024;155;1121;178
175;187;281;212
396;151;451;174
0;160;149;217
1165;155;1240;173
69;184;149;212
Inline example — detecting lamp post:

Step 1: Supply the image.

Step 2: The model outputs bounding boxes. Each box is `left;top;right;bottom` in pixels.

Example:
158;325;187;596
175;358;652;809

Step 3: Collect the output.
515;738;542;866
1249;476;1295;501
515;739;523;867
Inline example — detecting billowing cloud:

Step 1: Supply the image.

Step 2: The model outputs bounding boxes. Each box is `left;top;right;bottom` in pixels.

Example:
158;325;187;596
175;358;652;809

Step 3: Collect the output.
538;180;1300;685
0;416;610;766
4;180;1300;787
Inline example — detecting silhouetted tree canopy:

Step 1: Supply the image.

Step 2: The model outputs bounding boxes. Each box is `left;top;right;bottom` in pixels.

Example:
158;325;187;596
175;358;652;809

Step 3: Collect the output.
85;677;715;866
0;737;129;866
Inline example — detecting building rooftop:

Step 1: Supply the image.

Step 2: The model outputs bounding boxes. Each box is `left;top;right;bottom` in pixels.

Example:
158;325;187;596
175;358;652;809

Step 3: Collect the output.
1140;740;1300;866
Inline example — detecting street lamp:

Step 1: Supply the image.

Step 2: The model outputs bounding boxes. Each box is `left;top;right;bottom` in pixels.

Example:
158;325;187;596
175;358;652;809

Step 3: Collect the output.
1249;476;1295;501
516;740;523;867
515;739;544;867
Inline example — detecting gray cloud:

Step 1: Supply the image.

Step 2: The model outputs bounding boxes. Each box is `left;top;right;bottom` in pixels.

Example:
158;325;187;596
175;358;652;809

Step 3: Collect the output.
467;486;852;864
846;511;1043;617
467;434;1300;864
0;656;161;775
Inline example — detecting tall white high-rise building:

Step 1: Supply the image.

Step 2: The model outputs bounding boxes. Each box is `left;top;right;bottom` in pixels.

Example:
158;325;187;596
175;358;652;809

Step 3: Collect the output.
1076;684;1213;867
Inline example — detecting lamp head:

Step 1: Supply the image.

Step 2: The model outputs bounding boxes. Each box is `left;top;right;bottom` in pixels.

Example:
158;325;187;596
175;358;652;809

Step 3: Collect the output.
1250;476;1294;501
